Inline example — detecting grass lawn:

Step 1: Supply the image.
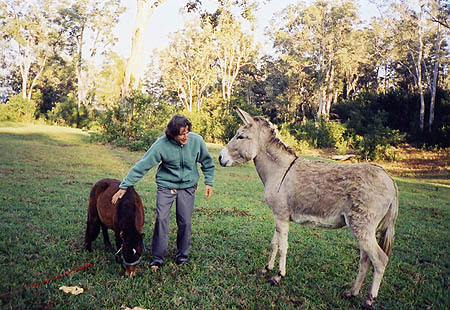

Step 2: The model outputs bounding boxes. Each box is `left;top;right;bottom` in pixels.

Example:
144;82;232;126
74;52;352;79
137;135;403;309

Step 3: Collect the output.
0;122;449;310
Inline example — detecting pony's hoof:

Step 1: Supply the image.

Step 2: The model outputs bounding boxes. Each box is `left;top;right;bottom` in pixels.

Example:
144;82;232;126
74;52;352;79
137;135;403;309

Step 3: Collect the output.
84;243;92;252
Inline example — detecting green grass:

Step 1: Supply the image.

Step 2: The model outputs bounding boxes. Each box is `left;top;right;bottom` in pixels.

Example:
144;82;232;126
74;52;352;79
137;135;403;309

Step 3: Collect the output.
0;122;449;310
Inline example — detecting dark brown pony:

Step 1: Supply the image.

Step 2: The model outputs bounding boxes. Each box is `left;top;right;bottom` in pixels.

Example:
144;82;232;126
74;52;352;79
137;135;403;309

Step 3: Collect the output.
84;178;145;277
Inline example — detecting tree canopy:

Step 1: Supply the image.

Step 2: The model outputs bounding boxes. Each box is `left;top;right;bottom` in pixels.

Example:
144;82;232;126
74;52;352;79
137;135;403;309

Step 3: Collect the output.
0;0;449;155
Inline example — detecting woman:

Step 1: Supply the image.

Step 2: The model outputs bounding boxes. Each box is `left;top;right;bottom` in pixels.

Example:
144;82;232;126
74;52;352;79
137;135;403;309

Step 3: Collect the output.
112;114;215;270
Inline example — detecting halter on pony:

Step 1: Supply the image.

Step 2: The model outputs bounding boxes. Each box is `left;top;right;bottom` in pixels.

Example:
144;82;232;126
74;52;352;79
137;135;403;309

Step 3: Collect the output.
115;240;146;266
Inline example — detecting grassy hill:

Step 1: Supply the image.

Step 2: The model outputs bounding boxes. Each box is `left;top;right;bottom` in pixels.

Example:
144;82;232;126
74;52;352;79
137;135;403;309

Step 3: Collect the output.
0;123;449;310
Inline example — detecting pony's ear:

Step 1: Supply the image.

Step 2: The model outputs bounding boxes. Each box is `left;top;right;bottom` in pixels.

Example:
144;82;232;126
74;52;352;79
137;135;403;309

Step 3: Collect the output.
233;106;254;125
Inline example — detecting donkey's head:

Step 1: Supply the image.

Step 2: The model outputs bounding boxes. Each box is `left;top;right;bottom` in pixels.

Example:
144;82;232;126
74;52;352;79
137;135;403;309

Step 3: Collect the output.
219;106;262;167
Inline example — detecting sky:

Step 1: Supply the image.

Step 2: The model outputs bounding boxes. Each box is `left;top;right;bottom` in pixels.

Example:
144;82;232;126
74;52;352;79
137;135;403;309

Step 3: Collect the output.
112;0;380;63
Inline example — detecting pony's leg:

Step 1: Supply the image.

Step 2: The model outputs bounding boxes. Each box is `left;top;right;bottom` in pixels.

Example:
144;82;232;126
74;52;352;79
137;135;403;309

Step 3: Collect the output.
344;250;370;298
84;223;100;252
270;219;289;285
84;218;100;252
260;229;279;275
101;223;112;251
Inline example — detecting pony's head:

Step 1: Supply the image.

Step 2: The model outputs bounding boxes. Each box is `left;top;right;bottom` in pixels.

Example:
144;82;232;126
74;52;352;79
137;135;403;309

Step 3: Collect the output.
116;230;145;277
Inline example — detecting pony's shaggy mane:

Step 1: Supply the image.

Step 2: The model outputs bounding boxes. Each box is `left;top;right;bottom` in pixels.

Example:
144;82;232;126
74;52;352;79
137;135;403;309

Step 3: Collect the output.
254;116;296;157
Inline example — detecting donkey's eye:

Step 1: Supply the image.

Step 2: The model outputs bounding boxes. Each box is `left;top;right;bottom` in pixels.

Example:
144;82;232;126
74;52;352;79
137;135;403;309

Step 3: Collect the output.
237;136;244;140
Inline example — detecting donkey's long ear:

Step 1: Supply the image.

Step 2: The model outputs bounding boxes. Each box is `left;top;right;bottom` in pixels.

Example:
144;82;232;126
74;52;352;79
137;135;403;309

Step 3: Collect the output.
233;106;254;125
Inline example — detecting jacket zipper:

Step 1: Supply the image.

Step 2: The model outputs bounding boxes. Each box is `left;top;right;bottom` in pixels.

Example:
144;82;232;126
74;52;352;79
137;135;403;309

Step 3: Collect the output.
180;145;184;182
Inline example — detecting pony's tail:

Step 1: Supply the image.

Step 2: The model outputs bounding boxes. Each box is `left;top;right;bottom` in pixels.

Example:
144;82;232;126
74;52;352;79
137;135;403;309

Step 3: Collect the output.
378;181;399;256
87;179;110;216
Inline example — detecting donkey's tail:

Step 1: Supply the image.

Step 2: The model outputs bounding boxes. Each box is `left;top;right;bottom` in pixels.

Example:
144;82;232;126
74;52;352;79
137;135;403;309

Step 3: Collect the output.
378;181;399;256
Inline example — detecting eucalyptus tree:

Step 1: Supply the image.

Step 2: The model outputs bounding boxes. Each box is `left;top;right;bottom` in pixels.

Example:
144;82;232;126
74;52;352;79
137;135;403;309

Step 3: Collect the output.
97;52;126;108
56;0;124;125
121;0;167;98
159;19;216;112
212;7;257;103
270;0;362;119
425;0;449;133
390;0;448;132
185;0;259;104
0;0;57;101
365;17;396;93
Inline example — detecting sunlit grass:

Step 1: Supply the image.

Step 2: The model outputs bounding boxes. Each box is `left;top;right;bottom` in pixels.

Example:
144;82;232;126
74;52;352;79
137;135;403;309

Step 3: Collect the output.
0;122;449;310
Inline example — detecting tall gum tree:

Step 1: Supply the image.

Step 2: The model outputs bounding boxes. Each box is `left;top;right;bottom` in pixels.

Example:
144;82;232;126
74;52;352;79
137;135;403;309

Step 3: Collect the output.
185;0;259;105
213;8;256;103
391;0;448;133
121;0;167;98
57;0;124;126
160;20;215;112
270;0;361;119
0;0;56;101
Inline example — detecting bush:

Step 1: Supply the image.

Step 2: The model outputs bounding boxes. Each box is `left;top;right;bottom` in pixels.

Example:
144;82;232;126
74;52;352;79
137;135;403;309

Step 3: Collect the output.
354;128;404;161
290;119;349;154
0;94;37;122
46;96;91;128
90;92;174;151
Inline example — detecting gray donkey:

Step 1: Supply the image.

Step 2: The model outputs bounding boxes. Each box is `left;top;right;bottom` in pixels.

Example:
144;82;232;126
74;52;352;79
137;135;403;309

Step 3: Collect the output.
219;106;398;309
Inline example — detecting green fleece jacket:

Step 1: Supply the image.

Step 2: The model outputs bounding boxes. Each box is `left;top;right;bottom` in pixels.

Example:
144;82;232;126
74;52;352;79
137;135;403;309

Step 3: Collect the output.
119;133;215;190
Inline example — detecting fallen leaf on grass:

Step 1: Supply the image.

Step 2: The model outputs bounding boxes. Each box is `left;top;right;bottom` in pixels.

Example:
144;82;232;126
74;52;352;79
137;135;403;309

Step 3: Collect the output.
121;306;149;310
59;286;84;295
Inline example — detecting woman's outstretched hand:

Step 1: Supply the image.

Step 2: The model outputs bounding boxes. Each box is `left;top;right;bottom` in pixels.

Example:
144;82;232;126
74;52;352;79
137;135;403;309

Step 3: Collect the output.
205;185;213;201
111;188;126;204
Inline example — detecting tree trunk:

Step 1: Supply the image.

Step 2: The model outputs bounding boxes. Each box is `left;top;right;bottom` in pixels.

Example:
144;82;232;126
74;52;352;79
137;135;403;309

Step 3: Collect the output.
20;39;32;100
417;4;425;132
122;0;166;98
27;55;48;101
429;20;443;133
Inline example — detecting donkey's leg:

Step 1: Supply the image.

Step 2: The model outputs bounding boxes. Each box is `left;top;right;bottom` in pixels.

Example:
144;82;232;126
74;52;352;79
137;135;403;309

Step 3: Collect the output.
344;250;371;298
359;236;389;309
260;229;279;275
270;219;289;285
101;223;113;251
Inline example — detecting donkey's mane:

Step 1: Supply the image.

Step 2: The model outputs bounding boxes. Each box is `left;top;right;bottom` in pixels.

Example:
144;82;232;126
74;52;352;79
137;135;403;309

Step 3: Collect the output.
254;116;296;157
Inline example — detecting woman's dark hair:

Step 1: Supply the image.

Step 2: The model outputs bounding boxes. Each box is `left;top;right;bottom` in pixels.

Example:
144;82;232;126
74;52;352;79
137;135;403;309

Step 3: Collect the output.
165;114;192;140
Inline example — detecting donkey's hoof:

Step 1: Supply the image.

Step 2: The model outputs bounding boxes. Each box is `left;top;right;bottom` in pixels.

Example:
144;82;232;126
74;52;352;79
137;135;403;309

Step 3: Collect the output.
269;276;281;286
259;265;271;276
342;290;355;299
362;296;376;310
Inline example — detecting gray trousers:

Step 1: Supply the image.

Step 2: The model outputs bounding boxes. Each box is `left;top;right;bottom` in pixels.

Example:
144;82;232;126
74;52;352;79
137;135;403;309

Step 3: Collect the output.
151;185;197;264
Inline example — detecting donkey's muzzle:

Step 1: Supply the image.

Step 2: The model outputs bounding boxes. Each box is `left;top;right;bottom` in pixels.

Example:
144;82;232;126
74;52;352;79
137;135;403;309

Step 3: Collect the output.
219;149;233;167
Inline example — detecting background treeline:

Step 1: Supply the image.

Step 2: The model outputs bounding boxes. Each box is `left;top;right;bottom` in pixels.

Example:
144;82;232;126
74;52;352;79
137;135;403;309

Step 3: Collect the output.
1;0;449;160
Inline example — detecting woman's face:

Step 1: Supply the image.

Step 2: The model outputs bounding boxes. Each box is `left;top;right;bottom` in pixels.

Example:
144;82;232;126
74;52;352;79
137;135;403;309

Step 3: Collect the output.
174;126;189;145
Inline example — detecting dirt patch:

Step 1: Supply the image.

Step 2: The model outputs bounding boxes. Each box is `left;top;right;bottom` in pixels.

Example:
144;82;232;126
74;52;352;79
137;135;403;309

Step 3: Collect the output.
304;145;450;186
380;145;450;185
